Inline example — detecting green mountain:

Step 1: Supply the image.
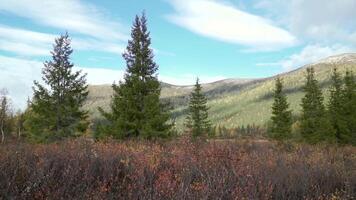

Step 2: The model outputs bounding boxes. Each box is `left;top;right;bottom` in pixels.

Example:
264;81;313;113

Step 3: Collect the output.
84;53;356;129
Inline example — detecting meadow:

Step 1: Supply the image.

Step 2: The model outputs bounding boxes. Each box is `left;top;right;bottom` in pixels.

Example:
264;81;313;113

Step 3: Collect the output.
1;138;355;199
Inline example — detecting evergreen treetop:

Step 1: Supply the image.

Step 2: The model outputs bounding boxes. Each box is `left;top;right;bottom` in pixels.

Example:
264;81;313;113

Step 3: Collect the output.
99;13;172;139
185;78;211;137
300;67;334;144
270;77;292;140
27;33;88;142
328;67;349;144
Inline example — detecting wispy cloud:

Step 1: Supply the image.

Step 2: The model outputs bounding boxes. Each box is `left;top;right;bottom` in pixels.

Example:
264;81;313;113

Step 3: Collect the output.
253;0;356;71
76;67;125;85
0;40;49;56
257;44;355;71
0;0;128;41
0;0;128;56
254;0;356;46
0;25;125;56
0;56;43;109
167;0;297;51
0;25;55;56
279;44;354;70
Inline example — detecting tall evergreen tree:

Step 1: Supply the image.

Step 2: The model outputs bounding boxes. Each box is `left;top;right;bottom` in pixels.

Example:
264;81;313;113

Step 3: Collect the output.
26;33;88;142
99;13;171;139
185;78;211;137
327;68;349;144
300;67;334;144
270;77;292;140
342;70;356;145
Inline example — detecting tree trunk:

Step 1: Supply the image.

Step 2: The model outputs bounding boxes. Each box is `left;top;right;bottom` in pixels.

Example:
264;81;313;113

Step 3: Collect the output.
1;128;4;143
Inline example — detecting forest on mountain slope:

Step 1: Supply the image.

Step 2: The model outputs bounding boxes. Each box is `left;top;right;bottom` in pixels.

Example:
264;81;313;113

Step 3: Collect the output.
86;54;356;130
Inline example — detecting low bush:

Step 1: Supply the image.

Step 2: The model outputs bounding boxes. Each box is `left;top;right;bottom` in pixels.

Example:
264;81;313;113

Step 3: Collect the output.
0;138;355;199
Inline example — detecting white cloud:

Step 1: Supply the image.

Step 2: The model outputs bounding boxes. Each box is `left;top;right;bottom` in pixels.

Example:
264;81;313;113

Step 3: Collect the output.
76;67;125;85
0;56;43;109
254;0;356;45
287;0;356;43
0;25;125;56
0;0;128;41
253;0;356;71
0;0;128;56
0;40;49;56
0;25;55;44
0;25;55;56
167;0;297;50
278;44;354;70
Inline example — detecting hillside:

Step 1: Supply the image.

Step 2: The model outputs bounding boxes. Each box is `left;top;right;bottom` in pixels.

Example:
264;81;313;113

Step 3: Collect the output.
84;53;356;129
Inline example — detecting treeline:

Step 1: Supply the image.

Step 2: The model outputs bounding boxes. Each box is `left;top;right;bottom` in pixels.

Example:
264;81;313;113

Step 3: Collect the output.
0;13;355;145
0;89;26;143
269;68;356;145
212;124;265;139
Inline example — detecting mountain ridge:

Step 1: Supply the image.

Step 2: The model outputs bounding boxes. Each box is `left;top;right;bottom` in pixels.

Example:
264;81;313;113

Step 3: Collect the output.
85;53;356;129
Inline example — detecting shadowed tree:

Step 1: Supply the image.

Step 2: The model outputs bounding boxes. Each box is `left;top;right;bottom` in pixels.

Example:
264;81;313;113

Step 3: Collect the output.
26;33;88;142
327;68;349;144
300;67;334;144
342;70;356;145
185;78;211;137
99;13;172;139
269;77;292;140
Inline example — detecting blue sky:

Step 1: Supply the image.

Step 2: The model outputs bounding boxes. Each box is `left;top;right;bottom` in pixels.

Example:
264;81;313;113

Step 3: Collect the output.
0;0;356;108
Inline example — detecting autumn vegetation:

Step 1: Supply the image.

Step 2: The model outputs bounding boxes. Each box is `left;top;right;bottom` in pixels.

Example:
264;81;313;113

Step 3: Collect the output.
1;138;355;199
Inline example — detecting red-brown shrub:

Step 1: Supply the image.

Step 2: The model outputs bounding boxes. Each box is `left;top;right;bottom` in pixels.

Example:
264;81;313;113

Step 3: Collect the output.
0;138;355;199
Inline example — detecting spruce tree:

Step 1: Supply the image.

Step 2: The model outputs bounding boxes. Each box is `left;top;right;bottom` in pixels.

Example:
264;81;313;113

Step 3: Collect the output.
99;13;171;139
327;68;349;144
270;77;292;140
27;33;88;142
185;78;211;137
300;67;334;144
342;70;356;145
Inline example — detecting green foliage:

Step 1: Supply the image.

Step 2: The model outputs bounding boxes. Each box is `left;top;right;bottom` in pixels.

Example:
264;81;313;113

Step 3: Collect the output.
269;77;292;140
185;78;211;137
342;70;356;145
0;92;11;143
327;68;350;144
13;110;25;138
25;33;89;143
300;67;335;144
99;13;172;140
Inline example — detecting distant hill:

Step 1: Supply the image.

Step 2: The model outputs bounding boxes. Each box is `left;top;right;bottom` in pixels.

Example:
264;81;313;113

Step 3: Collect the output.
84;53;356;129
